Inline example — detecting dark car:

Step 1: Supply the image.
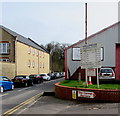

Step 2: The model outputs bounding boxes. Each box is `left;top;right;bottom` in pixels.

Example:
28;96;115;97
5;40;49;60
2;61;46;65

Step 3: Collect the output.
47;73;56;80
29;74;43;84
12;75;33;87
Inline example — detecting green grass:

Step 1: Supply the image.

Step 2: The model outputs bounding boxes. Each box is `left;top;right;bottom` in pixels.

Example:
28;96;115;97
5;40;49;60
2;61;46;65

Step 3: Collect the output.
59;80;120;90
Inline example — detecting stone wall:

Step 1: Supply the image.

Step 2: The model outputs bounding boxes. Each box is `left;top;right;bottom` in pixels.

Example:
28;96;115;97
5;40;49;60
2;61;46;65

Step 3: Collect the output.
0;62;15;79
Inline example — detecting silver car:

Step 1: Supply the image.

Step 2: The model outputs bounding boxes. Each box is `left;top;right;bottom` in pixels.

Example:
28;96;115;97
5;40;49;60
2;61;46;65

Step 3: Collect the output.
99;68;115;79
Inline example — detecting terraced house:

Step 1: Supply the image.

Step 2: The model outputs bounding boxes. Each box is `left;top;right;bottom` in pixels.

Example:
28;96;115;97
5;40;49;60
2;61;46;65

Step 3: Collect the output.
0;25;50;79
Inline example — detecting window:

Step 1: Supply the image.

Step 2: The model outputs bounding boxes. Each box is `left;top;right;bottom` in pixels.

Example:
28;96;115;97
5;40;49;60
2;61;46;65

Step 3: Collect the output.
101;47;104;61
72;47;81;61
3;77;10;81
28;60;31;67
32;49;35;55
32;61;35;68
28;47;31;54
41;52;43;58
40;62;42;68
0;58;9;62
43;52;45;58
36;50;38;56
43;62;44;68
0;43;9;54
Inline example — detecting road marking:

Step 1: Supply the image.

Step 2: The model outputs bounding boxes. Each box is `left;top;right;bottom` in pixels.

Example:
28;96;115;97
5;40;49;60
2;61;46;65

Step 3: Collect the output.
17;97;40;114
1;92;43;116
0;93;8;97
18;87;31;92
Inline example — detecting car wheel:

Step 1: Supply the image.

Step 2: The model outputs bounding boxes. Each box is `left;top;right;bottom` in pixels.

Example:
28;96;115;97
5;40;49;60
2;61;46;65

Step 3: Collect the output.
0;86;4;93
11;85;14;90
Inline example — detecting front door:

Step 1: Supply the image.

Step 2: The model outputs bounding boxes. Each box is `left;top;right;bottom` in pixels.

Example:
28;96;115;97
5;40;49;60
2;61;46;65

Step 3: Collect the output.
115;44;120;79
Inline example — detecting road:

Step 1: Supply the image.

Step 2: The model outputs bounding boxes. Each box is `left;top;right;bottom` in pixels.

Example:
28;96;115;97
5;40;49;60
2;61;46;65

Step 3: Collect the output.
0;78;64;115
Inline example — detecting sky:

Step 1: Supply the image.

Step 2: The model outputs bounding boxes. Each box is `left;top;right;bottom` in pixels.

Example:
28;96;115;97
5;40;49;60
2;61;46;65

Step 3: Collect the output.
0;0;119;45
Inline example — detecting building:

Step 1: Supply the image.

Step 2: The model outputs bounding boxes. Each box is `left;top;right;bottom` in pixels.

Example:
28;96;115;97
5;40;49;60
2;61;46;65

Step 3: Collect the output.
64;21;120;80
0;25;50;79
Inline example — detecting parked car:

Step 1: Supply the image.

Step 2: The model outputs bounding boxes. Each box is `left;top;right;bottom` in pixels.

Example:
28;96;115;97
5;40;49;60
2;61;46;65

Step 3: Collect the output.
29;74;43;84
40;74;51;81
54;72;61;78
60;72;65;77
47;73;56;80
99;68;115;79
12;75;33;87
0;76;14;93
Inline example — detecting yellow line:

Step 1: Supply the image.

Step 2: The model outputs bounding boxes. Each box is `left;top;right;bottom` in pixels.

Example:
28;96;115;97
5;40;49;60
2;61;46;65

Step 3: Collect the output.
1;92;43;116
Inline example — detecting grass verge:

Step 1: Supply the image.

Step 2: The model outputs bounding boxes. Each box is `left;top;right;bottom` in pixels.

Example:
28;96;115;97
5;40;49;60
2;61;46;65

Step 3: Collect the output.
59;80;120;90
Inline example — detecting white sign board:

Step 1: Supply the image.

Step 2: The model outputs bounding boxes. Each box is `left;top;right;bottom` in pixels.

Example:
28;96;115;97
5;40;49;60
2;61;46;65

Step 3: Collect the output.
87;68;96;76
72;48;81;61
81;43;101;69
78;91;96;98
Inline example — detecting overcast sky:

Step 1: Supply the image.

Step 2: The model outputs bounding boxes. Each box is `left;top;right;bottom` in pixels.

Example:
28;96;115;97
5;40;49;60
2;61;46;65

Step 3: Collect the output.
0;0;119;45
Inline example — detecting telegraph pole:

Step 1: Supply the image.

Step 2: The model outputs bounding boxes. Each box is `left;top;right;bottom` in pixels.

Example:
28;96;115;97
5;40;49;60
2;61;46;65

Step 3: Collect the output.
85;3;88;87
85;3;87;45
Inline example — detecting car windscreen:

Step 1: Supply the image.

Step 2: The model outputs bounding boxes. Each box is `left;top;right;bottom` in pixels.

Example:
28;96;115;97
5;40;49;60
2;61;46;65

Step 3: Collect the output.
101;69;113;73
40;74;46;76
14;76;24;79
29;75;35;77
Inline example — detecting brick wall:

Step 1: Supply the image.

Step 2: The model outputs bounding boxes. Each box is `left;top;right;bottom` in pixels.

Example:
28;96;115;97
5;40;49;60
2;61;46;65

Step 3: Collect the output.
55;82;120;103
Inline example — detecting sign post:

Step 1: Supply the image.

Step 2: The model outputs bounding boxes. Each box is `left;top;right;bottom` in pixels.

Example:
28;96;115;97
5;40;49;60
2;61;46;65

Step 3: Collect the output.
97;68;99;88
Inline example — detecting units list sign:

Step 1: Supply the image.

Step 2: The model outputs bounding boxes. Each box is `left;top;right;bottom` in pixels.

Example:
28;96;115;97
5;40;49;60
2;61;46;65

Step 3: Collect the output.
81;43;101;69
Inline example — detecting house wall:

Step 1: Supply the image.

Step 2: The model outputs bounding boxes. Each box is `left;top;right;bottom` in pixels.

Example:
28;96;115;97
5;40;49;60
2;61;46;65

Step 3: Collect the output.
0;28;15;62
66;23;119;79
16;41;50;75
39;52;50;74
0;62;15;79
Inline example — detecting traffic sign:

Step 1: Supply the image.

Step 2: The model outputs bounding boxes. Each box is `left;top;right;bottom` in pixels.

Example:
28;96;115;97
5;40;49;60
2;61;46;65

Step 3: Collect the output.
78;90;96;98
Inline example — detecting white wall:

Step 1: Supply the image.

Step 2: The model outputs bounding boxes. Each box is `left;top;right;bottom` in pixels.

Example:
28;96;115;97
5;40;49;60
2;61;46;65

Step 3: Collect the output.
66;23;119;77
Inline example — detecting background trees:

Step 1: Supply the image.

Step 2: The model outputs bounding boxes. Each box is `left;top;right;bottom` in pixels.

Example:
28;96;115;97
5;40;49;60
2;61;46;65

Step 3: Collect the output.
41;41;70;72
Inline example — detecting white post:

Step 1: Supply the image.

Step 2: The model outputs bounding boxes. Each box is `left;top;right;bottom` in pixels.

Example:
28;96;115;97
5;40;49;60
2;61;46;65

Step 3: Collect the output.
85;68;88;87
97;68;99;88
78;72;81;82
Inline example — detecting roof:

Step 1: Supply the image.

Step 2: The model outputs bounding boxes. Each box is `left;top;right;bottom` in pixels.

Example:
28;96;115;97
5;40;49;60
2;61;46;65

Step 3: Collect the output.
0;25;49;53
65;21;120;50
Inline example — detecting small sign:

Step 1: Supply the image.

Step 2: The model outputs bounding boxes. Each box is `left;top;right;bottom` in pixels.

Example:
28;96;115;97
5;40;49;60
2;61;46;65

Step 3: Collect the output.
87;68;96;76
72;90;77;99
78;91;96;98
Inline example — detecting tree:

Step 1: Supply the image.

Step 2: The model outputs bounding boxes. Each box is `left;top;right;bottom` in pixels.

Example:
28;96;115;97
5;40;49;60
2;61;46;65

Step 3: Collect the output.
41;41;70;72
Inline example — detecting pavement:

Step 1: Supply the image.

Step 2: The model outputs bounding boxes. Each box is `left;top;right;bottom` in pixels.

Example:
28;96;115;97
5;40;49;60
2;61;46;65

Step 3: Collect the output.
17;87;120;115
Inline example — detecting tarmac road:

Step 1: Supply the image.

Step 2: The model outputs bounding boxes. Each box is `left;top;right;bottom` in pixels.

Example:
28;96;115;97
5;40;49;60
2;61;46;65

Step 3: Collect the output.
0;78;64;115
0;77;120;115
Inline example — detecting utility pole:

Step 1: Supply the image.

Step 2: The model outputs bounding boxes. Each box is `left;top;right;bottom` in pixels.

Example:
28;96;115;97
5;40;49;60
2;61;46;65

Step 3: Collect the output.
85;3;88;87
85;3;87;45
